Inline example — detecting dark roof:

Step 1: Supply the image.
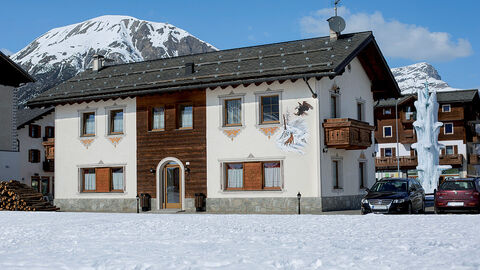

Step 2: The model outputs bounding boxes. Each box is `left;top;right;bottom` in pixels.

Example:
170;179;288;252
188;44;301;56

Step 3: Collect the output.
17;107;54;129
28;31;400;107
0;51;35;87
376;89;479;107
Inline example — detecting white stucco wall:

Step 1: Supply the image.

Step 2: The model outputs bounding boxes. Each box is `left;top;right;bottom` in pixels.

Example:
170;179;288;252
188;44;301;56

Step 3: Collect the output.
55;98;137;199
17;113;55;190
0;151;19;181
318;58;376;197
206;79;321;198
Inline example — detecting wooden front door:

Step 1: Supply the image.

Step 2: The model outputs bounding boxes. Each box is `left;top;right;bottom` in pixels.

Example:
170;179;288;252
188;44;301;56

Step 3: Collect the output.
163;165;181;209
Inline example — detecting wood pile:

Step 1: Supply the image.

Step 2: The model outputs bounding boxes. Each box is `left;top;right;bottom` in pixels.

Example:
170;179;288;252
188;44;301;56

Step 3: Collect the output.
0;180;59;211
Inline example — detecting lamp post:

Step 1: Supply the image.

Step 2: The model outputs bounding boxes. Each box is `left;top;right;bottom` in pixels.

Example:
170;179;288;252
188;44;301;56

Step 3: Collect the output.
136;194;140;213
297;192;302;215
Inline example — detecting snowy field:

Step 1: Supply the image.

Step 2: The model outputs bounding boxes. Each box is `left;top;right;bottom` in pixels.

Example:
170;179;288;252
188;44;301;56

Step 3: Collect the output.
1;212;479;270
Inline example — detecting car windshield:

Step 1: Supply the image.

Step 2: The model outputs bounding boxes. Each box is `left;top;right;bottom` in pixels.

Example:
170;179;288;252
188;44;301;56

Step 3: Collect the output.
439;181;474;191
370;181;407;193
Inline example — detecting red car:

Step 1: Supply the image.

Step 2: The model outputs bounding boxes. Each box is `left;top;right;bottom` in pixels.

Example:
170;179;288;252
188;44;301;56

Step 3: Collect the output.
434;178;480;214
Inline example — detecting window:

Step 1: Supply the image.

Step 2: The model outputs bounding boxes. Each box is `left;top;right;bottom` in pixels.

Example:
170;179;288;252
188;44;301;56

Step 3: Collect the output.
384;148;393;157
81;112;95;136
332;160;342;189
29;124;41;138
178;104;193;129
45;126;54;138
82;168;96;191
357;102;364;121
81;167;124;193
31;177;40;192
226;163;243;189
28;149;40;163
383;126;393;137
331;95;338;118
224;161;282;190
442;104;451;112
151;107;165;131
224;98;242;126
444;123;454;134
40;177;49;195
263;162;281;189
359;162;366;189
383;108;392;115
445;145;454;155
261;95;280;124
109;109;124;134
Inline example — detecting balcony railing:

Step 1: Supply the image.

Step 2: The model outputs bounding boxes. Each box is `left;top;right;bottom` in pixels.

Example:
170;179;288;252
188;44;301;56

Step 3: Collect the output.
375;156;418;169
42;138;54;160
323;118;375;150
439;154;463;166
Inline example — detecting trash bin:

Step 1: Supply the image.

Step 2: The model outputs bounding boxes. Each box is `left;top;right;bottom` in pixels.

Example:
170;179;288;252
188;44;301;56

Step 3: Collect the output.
140;193;151;212
194;193;206;212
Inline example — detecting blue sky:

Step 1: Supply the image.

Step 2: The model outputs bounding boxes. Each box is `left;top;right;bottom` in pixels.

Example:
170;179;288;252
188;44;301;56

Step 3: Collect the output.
1;0;478;89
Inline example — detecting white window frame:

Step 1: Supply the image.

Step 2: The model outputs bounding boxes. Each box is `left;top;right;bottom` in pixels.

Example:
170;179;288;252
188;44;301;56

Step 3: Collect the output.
356;98;365;121
442;104;451;113
445;145;454;155
77;164;127;193
254;89;283;127
383;108;392;115
383;126;393;138
106;105;126;136
78;108;98;138
218;93;246;128
331;157;343;190
330;92;341;118
358;160;367;189
444;123;454;135
384;148;393;157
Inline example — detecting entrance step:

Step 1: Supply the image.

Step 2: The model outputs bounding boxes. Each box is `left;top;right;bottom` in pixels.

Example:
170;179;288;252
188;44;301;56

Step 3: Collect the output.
143;209;184;214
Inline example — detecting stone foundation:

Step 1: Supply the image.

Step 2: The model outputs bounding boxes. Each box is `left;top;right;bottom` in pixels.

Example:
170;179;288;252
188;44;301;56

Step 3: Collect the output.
206;197;323;214
54;198;137;212
321;195;364;211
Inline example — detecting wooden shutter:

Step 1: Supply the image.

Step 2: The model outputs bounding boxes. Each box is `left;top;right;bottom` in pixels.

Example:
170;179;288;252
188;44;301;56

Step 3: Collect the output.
410;150;415;157
28;149;33;162
392;148;396;157
29;125;33;138
381;148;385;157
243;162;263;190
441;148;446;155
453;145;458;155
95;168;111;192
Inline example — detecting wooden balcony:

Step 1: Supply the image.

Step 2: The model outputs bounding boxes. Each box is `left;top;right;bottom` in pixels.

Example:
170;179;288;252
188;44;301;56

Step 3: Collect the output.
470;154;480;165
42;138;54;160
323;118;375;150
375;156;418;169
439;154;463;166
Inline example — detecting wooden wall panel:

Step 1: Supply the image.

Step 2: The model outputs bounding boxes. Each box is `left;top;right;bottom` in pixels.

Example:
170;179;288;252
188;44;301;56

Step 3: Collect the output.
136;90;206;199
244;162;263;190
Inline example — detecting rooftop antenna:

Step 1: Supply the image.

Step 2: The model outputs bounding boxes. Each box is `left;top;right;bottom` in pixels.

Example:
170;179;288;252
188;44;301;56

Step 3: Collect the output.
334;0;341;16
327;0;345;41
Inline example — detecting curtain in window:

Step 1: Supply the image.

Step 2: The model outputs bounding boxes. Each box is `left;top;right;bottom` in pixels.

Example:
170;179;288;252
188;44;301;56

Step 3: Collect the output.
85;114;95;135
227;164;243;188
264;162;281;187
181;106;193;128
112;111;123;133
226;99;241;125
112;168;124;190
84;170;96;190
152;107;165;129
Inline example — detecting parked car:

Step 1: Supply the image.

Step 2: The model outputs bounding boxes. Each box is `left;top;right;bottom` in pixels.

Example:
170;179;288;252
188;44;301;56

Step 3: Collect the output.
361;178;425;214
434;178;480;214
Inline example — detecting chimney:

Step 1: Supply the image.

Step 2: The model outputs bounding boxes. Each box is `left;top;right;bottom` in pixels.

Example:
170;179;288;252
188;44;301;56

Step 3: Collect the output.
185;62;194;75
92;54;105;72
327;16;346;42
329;28;339;42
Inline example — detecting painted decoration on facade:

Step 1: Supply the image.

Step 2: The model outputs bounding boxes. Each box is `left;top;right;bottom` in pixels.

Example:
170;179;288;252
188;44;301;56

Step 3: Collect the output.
80;138;94;149
223;129;241;140
276;101;312;154
259;126;279;139
108;136;123;147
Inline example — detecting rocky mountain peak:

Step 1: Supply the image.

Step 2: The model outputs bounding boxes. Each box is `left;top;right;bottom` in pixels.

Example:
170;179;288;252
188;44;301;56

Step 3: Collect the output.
391;62;457;94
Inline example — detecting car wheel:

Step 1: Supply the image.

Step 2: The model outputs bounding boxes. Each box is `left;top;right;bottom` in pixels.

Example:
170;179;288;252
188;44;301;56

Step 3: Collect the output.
407;203;413;214
419;200;425;214
434;207;443;215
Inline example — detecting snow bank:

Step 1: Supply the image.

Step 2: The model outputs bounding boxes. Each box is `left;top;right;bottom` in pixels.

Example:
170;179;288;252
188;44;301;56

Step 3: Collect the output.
0;212;479;269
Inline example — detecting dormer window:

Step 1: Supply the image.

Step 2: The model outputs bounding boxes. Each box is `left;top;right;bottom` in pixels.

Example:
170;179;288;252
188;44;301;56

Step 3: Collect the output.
442;104;451;112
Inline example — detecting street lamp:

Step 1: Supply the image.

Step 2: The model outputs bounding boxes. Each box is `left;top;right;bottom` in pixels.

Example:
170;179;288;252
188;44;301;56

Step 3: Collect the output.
297;192;302;215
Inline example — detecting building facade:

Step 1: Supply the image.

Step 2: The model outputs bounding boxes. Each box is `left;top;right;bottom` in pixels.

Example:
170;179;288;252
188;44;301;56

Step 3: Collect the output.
374;90;480;180
28;31;400;213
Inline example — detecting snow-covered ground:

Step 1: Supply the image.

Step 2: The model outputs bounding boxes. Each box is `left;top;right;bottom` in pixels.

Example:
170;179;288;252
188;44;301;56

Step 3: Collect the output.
1;212;479;270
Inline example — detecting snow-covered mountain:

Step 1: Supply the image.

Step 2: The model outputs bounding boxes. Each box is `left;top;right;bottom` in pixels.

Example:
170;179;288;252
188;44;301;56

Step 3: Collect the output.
12;15;217;106
391;62;458;94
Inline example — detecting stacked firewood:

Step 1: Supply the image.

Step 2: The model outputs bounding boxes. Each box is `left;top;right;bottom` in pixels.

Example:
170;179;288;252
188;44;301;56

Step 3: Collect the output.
0;180;59;211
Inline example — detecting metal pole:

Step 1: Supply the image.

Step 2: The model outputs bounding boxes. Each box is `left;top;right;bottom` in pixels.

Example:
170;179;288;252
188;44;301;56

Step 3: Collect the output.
395;99;400;176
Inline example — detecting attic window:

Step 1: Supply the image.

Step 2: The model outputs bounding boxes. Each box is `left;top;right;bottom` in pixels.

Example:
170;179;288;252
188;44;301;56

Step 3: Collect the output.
383;108;392;115
442;104;451;112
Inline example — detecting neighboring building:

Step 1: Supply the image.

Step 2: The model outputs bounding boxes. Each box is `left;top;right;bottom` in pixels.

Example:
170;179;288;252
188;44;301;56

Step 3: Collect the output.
17;107;55;197
28;31;400;213
374;89;480;179
0;51;35;181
